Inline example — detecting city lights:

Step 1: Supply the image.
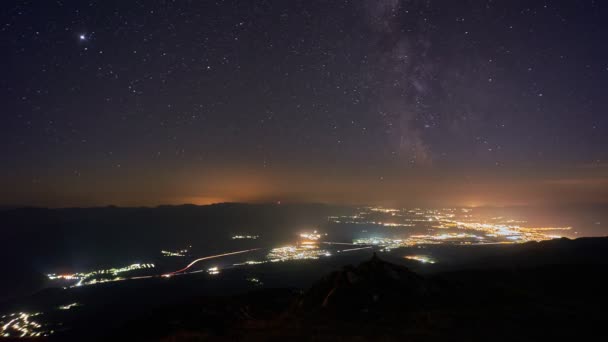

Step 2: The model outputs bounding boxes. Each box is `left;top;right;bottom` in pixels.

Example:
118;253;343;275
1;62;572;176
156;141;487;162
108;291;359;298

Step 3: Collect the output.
42;207;573;293
47;263;155;287
405;255;436;264
232;235;259;240
299;230;323;240
58;303;81;310
0;312;52;338
334;207;570;250
233;260;267;266
161;249;188;257
267;245;331;262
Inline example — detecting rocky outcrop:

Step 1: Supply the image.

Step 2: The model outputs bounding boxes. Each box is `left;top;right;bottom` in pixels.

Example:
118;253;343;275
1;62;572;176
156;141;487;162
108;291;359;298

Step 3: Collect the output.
298;253;429;313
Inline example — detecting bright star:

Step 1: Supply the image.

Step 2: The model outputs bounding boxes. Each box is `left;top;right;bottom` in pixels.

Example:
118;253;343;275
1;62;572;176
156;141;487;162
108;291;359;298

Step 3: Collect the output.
79;34;86;41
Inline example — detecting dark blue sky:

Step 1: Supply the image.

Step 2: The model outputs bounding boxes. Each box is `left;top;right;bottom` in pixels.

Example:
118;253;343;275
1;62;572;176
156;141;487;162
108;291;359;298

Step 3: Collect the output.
1;0;607;207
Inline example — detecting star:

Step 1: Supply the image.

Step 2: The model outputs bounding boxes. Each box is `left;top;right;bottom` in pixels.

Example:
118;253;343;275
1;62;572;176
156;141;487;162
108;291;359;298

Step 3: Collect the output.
79;34;87;41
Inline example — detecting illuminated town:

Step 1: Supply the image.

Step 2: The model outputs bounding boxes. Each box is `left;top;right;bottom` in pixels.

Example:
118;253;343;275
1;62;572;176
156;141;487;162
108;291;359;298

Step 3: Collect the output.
36;207;573;292
42;208;571;287
266;230;333;262
299;231;324;240
0;312;52;338
404;255;436;264
266;245;331;262
47;263;155;287
0;206;584;340
333;207;571;250
4;0;605;338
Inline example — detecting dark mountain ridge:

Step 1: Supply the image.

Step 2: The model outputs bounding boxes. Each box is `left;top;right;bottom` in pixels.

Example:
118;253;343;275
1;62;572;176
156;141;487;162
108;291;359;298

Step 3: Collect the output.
111;239;608;341
298;252;429;313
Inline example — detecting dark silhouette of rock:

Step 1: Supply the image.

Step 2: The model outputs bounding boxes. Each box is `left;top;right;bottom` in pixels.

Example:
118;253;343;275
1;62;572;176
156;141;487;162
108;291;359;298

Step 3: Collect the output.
298;253;428;314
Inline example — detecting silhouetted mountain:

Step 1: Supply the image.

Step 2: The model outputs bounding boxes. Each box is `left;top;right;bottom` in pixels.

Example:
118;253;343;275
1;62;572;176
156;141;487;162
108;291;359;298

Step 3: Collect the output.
298;253;428;313
108;239;608;341
0;265;47;302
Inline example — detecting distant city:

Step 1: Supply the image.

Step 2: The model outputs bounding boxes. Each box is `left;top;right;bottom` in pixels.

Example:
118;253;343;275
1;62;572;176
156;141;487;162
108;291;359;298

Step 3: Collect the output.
43;206;571;288
0;205;595;338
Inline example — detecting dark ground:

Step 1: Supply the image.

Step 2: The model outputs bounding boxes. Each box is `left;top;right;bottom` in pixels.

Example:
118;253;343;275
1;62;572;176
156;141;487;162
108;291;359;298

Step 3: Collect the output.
109;238;608;342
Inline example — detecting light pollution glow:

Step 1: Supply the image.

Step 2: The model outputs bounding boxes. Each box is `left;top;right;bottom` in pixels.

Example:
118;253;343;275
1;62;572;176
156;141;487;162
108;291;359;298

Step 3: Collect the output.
3;164;608;208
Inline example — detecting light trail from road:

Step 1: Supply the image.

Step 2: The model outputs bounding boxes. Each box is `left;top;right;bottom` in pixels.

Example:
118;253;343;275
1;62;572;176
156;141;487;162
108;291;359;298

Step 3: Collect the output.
129;275;156;280
339;246;373;253
162;248;260;277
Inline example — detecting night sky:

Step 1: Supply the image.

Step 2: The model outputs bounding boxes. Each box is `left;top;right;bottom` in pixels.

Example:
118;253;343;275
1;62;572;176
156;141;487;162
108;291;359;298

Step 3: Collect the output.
1;0;607;207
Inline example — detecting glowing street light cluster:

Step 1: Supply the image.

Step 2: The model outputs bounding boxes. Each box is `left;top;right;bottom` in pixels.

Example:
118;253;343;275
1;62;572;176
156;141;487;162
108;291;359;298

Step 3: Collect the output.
40;207;571;294
57;303;81;311
232;235;259;240
450;221;570;242
266;245;331;262
247;277;263;286
266;229;334;261
404;255;436;264
334;206;570;249
353;230;551;251
299;230;324;240
1;312;52;338
161;247;190;257
232;260;267;267
369;207;400;213
47;263;155;287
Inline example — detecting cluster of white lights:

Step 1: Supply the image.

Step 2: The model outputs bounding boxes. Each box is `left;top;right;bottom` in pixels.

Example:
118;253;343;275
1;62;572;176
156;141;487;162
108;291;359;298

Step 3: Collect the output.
299;230;323;240
161;248;189;257
232;235;260;240
0;312;52;338
247;277;263;285
404;255;436;264
47;263;155;287
57;303;81;311
333;206;570;248
266;245;331;262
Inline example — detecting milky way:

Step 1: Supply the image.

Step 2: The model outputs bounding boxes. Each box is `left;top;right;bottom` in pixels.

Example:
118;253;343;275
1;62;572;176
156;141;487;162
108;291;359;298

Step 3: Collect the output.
1;0;607;206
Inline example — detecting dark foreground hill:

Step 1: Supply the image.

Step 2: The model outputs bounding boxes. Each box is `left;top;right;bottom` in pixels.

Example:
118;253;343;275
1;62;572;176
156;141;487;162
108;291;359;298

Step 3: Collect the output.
112;241;608;342
297;252;429;313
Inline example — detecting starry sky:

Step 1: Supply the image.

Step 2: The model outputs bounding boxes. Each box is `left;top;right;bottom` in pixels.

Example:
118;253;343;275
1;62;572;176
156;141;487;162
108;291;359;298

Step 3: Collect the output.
1;0;607;207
